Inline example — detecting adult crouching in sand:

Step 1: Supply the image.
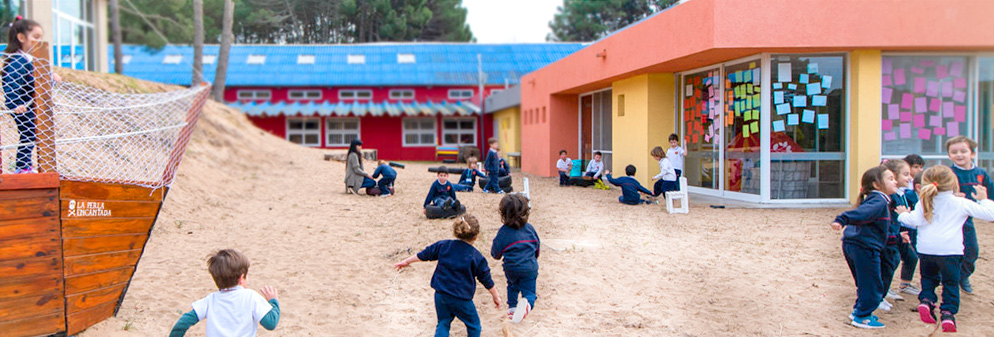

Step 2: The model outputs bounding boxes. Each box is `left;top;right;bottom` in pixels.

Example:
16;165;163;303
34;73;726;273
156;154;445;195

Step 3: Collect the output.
345;139;376;194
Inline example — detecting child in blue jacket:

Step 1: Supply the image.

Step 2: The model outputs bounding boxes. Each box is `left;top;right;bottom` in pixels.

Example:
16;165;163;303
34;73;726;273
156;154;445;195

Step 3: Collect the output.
945;136;994;294
424;168;460;211
830;165;899;329
454;157;485;192
482;138;502;193
3;18;44;173
371;160;397;197
604;165;654;205
880;159;914;307
490;194;540;323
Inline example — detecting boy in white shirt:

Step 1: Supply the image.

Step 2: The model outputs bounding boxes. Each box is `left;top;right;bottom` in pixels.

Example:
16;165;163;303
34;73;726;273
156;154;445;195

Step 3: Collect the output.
585;152;608;190
666;134;686;180
170;249;280;337
556;149;572;186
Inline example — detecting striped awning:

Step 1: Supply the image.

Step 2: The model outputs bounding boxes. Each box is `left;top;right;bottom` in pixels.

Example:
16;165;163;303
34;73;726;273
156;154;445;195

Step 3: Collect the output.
227;100;481;117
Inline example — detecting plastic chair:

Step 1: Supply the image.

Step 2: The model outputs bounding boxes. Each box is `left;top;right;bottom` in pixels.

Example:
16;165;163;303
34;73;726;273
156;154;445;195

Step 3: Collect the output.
665;177;689;214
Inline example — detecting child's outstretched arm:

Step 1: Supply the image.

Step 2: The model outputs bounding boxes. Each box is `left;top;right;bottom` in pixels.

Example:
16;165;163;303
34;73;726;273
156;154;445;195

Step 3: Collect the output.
259;286;281;330
394;255;422;270
833;195;888;227
896;201;925;229
962;186;994;222
169;310;200;337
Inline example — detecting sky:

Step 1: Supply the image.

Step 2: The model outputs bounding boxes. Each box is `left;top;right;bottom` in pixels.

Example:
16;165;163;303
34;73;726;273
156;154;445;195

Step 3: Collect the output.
462;0;563;43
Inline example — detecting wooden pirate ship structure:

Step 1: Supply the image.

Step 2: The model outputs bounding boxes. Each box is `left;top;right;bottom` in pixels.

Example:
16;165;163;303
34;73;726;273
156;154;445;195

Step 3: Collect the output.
0;43;210;336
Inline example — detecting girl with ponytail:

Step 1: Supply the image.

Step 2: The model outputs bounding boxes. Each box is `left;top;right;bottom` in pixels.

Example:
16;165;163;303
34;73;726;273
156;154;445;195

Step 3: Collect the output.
896;165;994;332
394;214;501;337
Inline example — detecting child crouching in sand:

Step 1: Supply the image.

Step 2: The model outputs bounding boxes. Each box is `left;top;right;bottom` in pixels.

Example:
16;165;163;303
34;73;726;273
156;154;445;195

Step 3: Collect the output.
170;249;280;337
395;215;500;337
491;194;540;323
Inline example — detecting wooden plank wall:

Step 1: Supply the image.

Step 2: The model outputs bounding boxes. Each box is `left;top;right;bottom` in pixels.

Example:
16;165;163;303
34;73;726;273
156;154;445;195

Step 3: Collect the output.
60;180;165;336
0;173;65;337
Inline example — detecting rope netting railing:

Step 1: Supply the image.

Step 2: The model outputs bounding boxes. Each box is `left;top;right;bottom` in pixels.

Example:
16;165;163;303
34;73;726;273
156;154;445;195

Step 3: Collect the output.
1;49;210;189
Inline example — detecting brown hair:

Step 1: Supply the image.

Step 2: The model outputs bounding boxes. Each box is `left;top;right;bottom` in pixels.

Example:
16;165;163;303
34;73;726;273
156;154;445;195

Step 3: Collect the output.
207;249;250;289
467;156;478;167
499;193;530;229
945;136;978;153
378;160;388;166
883;159;909;176
856;166;889;205
919;165;960;222
4;18;41;54
488;137;498;145
650;146;665;158
453;214;480;241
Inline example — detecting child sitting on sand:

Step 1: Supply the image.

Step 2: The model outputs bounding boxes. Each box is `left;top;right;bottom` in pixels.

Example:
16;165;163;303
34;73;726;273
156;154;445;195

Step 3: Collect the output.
395;215;501;337
169;249;280;337
604;165;655;205
454;157;485;192
372;160;397;197
491;194;540;323
424;167;461;212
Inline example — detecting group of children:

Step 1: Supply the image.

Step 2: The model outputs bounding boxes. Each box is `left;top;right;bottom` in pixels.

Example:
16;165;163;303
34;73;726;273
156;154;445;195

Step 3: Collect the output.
833;136;992;332
422;138;513;218
557;134;686;205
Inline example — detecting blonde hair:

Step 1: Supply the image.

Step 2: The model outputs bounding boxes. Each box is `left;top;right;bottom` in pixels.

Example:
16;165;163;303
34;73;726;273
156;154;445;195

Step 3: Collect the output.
378;160;388;166
919;165;960;222
453;214;480;241
650;146;665;158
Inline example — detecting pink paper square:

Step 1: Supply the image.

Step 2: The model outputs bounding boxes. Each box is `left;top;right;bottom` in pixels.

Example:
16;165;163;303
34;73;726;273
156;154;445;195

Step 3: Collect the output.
919;60;935;67
883;58;893;74
911;66;925;74
900;123;912;139
950;61;964;78
942;82;953;97
947;122;959;137
914;77;927;93
929;115;941;127
900;111;913;122
888;104;900;120
918;128;932;140
882;75;892;86
882;119;893;131
936;65;949;79
943;102;954;117
954;105;966;122
894;69;906;85
914;114;926;128
954;78;967;89
901;93;914;109
929;98;941;112
915;97;927;113
926;81;939;97
884;131;897;141
953;90;966;103
882;87;893;103
934;127;946;136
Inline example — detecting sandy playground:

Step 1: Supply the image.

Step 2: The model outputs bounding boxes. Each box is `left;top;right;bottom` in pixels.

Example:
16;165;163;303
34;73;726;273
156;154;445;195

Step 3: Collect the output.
65;71;994;337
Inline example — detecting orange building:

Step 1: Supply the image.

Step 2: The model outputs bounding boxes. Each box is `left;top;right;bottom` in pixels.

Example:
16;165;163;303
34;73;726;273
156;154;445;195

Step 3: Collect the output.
520;0;994;204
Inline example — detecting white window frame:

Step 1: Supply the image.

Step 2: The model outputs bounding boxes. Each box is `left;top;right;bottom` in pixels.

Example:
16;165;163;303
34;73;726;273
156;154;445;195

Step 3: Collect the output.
297;54;316;65
448;89;474;100
237;89;272;100
389;89;415;100
286;117;322;147
247;54;266;65
397;53;416;64
339;89;373;100
203;55;217;64
326;118;361;147
441;117;477;146
348;54;366;64
163;54;183;64
402;117;437;147
288;89;322;100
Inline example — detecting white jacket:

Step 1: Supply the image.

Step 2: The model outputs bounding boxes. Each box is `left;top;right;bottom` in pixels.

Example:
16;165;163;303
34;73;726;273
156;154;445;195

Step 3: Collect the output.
898;191;994;256
653;158;676;181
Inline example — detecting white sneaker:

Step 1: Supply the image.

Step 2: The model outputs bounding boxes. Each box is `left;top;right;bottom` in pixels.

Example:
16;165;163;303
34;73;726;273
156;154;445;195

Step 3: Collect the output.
511;301;531;323
886;289;904;301
506;308;516;320
900;284;921;296
877;299;892;312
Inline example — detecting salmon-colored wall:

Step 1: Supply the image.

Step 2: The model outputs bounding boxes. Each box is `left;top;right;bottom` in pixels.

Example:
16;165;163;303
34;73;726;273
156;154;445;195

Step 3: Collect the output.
520;0;994;177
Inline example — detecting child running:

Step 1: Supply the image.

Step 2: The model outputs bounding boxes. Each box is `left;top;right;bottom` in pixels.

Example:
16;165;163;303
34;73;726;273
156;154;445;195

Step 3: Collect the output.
395;215;501;337
895;165;994;332
169;249;280;337
371;160;397;197
880;159;913;308
830;166;897;329
454;157;485;192
604;165;655;205
490;194;540;323
945;136;993;294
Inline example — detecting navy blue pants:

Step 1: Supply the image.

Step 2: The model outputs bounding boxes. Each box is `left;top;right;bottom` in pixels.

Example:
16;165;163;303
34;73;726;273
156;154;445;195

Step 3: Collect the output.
452;183;473;192
880;244;900;296
619;196;648;205
962;223;978;279
899;230;918;281
843;242;883;317
484;167;500;192
558;171;568;186
919;254;961;314
675;169;682;180
653;179;677;197
505;269;538;309
14;111;36;171
377;177;394;195
434;291;480;337
432;196;455;207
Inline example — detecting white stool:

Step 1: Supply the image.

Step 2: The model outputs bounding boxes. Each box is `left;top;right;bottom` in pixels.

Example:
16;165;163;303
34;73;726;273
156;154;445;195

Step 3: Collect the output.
665;177;689;214
521;177;531;207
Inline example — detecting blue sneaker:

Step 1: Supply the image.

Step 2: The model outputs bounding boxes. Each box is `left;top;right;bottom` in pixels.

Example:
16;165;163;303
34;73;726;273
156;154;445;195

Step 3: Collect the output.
851;315;885;329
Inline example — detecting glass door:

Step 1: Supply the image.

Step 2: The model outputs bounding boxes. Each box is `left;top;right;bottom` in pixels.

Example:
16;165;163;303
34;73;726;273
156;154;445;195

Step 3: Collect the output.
723;60;763;196
682;68;721;192
578;90;613;171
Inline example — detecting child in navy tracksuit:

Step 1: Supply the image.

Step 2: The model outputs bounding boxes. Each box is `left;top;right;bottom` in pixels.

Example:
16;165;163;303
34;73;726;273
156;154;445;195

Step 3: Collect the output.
896;165;994;332
880;159;914;308
831;166;898;329
604;165;654;205
483;138;502;193
371;160;397;196
3;18;45;174
453;157;485;192
424;169;460;211
945;136;993;294
395;215;501;337
896;154;925;296
490;194;540;323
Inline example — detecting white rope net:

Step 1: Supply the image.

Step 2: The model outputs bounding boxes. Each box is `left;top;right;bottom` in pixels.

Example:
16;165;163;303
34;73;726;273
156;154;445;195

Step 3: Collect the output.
1;53;209;189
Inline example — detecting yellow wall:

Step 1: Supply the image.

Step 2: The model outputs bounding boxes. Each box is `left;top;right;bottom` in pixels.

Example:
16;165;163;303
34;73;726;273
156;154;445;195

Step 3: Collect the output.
850;50;883;204
611;73;677;186
493;106;521;166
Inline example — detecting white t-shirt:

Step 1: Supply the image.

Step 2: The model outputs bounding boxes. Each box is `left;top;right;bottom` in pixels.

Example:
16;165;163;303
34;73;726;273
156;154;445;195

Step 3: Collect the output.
585;159;604;179
653;157;676;181
666;146;685;171
556;158;572;171
898;192;994;256
192;286;273;337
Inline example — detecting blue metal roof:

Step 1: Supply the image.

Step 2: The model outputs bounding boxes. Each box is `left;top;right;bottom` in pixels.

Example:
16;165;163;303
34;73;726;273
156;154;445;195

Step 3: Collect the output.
113;43;586;87
228;99;481;117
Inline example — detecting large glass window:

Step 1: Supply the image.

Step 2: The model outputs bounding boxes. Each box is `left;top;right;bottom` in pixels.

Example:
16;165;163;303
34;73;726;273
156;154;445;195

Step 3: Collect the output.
442;118;476;146
724;60;761;195
682;68;720;190
286;118;321;147
53;0;95;71
403;118;436;146
769;54;846;199
881;56;971;161
326;118;360;147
